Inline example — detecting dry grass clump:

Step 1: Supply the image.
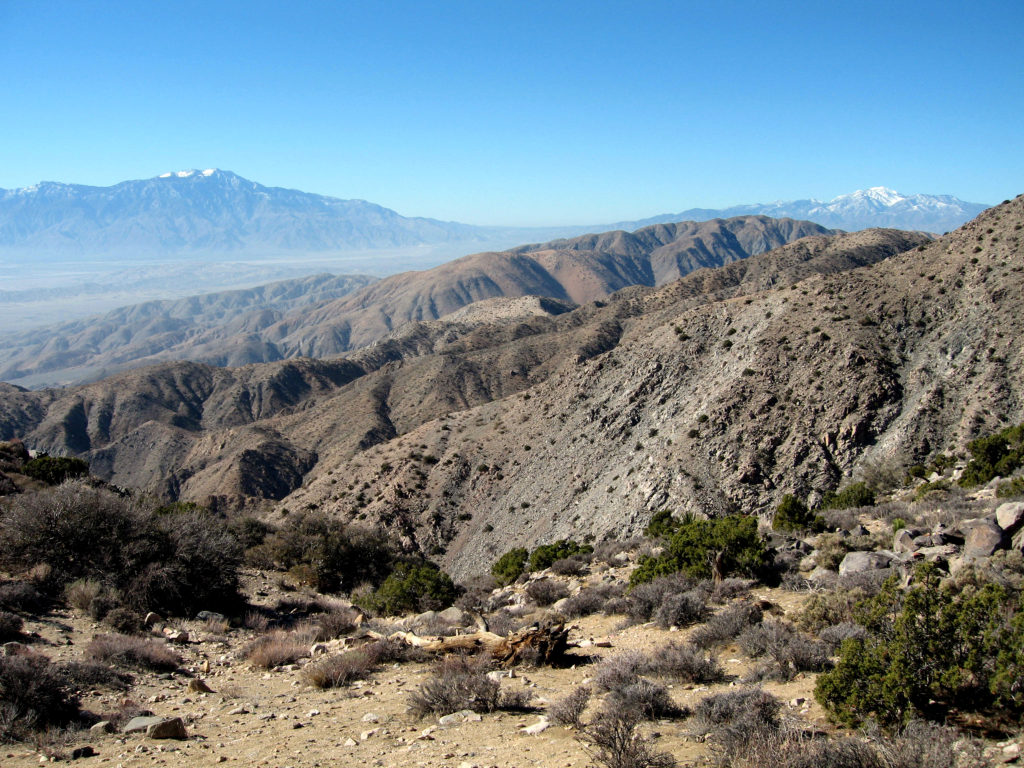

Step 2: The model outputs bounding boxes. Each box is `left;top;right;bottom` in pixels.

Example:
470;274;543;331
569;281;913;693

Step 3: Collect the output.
64;578;103;612
59;660;133;690
310;608;360;641
303;649;376;689
692;688;781;750
560;584;624;618
605;678;685;720
645;641;724;684
796;588;866;632
0;653;81;743
0;580;44;613
817;621;867;652
738;620;830;682
691;603;763;649
619;573;701;625
526;578;570;606
408;655;502;718
242;629;312;669
593;651;647;692
653;590;707;628
550;556;588;576
708;578;755;604
579;710;677;768
549;685;591;728
85;633;180;672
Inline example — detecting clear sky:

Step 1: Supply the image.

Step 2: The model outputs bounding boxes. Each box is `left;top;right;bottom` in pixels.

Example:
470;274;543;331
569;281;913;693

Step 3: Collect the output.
0;0;1020;225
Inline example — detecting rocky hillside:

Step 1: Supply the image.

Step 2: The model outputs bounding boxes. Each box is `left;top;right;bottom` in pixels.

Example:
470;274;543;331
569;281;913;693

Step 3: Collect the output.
0;216;831;387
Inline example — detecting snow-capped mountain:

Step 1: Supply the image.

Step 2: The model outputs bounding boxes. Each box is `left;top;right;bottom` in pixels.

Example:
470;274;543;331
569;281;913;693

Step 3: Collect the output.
623;187;989;234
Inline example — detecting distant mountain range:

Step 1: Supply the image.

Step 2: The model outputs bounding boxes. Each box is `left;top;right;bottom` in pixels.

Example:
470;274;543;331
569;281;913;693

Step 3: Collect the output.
620;187;990;235
0;170;988;260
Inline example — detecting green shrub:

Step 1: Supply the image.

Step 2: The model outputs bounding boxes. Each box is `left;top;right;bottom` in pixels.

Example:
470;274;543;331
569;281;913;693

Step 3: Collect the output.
814;564;1022;726
0;481;242;616
630;515;769;586
528;539;592;572
356;560;457;616
491;547;528;585
997;477;1024;498
821;481;875;511
21;455;89;485
959;422;1024;488
772;494;824;532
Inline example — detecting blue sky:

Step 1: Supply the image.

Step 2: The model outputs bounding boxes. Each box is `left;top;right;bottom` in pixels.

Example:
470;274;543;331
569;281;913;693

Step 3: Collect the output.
0;0;1020;225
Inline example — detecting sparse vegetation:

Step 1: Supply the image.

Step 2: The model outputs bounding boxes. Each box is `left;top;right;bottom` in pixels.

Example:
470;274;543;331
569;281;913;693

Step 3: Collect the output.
86;633;181;672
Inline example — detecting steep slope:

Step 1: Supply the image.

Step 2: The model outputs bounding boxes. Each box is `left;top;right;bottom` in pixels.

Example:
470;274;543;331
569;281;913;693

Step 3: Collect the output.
0;217;831;386
0;228;930;511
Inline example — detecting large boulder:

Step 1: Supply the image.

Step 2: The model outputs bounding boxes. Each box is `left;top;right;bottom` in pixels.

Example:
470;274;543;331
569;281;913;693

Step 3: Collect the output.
893;529;921;554
123;715;188;739
964;520;1007;561
838;551;896;576
996;502;1024;536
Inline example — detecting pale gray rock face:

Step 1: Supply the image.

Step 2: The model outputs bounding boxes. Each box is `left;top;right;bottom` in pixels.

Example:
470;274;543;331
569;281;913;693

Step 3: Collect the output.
838;551;896;576
123;715;188;739
995;502;1024;536
964;521;1007;561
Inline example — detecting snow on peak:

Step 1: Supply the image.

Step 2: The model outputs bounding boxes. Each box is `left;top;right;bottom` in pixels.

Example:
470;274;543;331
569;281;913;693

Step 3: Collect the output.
157;169;219;179
832;187;907;206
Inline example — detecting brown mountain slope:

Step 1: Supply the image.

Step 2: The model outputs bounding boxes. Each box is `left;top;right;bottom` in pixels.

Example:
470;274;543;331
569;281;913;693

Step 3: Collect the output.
0;227;931;516
0;217;830;388
271;200;1021;578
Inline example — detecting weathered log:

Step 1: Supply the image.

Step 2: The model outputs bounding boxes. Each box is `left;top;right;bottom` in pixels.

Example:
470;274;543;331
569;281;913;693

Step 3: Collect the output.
386;621;571;667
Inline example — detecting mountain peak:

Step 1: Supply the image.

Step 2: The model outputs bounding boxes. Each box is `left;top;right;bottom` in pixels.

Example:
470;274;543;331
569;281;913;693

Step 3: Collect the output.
833;187;906;206
157;169;221;179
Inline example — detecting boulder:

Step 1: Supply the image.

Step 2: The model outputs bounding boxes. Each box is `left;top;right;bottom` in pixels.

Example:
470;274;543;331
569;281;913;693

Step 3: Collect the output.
996;502;1024;536
838;551;896;576
893;529;918;553
124;715;187;739
196;611;227;624
964;520;1007;561
438;606;471;626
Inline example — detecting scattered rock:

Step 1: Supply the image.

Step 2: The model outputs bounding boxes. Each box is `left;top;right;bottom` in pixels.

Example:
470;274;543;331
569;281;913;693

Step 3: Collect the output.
196;611;227;624
70;745;96;759
893;529;918;553
522;717;550;735
838;551;896;575
89;721;114;734
996;502;1024;536
964;520;1007;560
187;678;214;693
124;716;187;740
361;712;380;723
162;628;190;644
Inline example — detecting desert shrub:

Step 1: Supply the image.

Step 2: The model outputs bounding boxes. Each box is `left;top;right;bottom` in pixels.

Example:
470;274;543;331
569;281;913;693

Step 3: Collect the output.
253;512;395;593
356;560;457;616
653;590;707;628
797;588;866;632
21;456;89;485
303;649;376;688
528;540;593;572
631;515;769;585
64;578;103;612
550;556;588;576
59;661;132;691
773;494;824;532
243;629;311;669
593;538;640;564
491;548;529;586
362;636;429;665
0;654;81;742
594;651;647;692
622;572;699;624
0;580;44;613
408;655;502;718
579;709;677;768
876;719;988;768
86;633;180;672
0;482;242;617
455;574;499;612
0;611;23;641
692;603;763;649
606;678;684;720
709;577;754;604
645;641;723;683
227;515;271;550
485;608;530;637
692;688;781;738
812;532;852;571
822;482;876;511
959;422;1024;488
995;475;1024;499
815;564;1024;726
818;622;868;653
561;584;624;618
549;685;591;728
311;608;360;641
103;606;143;635
526;578;569;607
